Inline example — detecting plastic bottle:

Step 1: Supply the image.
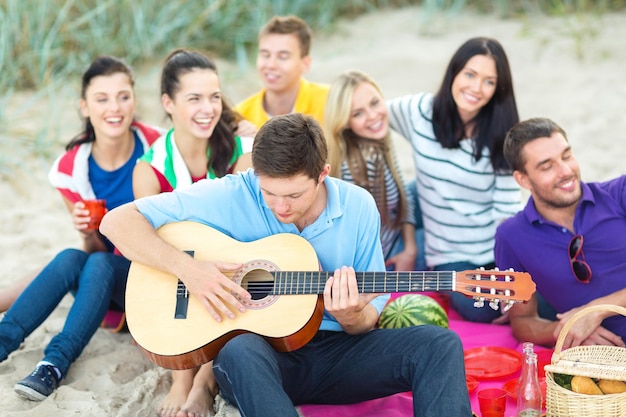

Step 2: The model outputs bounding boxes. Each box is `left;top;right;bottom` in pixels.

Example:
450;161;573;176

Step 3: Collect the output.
516;343;542;417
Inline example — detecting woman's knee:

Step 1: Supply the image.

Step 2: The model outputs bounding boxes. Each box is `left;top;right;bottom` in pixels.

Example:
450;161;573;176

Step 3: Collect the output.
82;252;122;281
44;248;89;288
84;251;113;268
53;248;89;267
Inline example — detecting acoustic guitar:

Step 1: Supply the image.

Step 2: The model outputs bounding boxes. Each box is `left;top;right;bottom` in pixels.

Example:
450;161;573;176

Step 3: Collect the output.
125;221;535;370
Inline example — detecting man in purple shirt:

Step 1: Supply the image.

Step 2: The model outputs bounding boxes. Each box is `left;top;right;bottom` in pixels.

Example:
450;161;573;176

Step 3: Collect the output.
495;117;626;349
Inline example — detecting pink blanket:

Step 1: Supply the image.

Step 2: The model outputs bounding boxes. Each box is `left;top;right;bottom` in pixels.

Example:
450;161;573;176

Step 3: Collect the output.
299;306;547;417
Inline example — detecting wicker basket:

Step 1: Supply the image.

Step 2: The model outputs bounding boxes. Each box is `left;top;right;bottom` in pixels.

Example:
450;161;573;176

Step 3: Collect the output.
544;304;626;417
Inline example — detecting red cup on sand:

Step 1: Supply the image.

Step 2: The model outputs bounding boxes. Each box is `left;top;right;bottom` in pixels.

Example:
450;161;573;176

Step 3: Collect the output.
83;199;106;230
477;388;506;417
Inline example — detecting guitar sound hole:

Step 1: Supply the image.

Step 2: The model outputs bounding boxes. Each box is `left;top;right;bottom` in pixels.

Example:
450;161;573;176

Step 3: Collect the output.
241;269;274;300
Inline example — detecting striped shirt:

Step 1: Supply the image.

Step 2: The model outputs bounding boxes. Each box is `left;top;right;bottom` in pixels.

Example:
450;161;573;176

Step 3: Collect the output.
387;93;521;267
339;157;416;258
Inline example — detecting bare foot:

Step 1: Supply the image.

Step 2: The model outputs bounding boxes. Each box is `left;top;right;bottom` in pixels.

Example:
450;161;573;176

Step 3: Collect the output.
176;384;215;417
157;371;195;417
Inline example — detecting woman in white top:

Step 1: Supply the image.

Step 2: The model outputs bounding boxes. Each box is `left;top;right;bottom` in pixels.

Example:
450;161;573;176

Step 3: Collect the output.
387;37;522;322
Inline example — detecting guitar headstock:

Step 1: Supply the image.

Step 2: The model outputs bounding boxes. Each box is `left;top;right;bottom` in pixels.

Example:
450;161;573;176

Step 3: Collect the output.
454;269;536;311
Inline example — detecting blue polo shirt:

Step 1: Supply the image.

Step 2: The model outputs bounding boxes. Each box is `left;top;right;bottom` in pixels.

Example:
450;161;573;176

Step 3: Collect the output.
495;176;626;339
135;169;388;331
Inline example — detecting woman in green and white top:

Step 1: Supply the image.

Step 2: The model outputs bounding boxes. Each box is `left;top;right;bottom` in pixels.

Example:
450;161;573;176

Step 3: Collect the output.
133;49;252;197
132;48;254;417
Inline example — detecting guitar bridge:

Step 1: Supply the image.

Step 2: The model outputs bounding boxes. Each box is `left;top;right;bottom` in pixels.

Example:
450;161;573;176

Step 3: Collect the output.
175;279;189;319
174;250;193;319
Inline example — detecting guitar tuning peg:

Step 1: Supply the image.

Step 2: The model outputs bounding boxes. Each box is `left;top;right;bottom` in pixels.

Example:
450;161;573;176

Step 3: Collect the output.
473;298;485;308
489;299;499;310
502;301;515;312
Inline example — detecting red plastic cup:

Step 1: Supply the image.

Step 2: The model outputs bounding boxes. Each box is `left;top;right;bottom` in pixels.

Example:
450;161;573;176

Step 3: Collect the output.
83;199;106;230
477;388;506;417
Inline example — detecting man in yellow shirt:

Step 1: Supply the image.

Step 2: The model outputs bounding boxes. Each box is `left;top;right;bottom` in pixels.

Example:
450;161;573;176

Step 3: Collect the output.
236;15;329;128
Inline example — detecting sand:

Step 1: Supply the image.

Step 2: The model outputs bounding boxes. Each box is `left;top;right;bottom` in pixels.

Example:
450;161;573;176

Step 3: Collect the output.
1;5;625;416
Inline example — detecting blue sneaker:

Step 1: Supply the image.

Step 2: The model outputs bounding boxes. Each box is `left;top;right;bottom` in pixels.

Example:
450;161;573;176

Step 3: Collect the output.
14;364;60;401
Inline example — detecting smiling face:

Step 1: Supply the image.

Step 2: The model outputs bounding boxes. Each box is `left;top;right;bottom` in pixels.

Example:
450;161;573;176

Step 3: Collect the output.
514;132;582;211
161;68;222;141
348;82;389;140
80;72;135;140
451;54;497;123
258;167;329;229
257;33;311;95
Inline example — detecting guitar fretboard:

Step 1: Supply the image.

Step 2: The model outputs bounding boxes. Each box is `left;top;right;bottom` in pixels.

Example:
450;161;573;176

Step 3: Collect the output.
264;271;456;295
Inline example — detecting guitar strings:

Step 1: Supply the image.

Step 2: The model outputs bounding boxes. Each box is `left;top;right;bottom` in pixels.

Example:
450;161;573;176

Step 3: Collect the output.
242;270;516;298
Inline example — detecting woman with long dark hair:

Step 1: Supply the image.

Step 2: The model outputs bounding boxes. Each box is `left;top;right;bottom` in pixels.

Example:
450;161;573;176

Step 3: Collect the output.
0;56;161;400
387;37;522;322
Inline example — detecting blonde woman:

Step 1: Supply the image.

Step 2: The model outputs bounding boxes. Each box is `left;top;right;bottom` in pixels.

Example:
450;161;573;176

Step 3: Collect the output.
324;70;425;272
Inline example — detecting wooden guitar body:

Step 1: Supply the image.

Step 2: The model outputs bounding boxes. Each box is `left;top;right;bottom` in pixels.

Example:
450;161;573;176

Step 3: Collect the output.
126;222;323;369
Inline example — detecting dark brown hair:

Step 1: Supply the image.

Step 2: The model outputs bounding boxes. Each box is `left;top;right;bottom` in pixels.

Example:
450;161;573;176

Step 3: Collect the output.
252;113;327;180
161;48;242;177
66;56;134;150
432;37;519;173
504;117;568;173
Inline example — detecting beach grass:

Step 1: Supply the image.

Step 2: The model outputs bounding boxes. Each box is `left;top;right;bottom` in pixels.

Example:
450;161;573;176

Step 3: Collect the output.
3;0;622;91
0;0;420;174
0;0;416;90
0;0;624;176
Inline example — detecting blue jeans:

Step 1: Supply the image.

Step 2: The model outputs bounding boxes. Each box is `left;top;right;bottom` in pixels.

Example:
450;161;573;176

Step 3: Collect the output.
213;327;472;417
387;227;427;272
405;179;424;231
388;179;427;271
0;248;129;376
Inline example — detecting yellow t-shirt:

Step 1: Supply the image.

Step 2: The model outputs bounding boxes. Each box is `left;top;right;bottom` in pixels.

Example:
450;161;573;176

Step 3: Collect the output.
235;79;329;129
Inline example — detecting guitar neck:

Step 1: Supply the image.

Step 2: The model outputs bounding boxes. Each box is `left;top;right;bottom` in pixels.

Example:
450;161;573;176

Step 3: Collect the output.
263;271;455;295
